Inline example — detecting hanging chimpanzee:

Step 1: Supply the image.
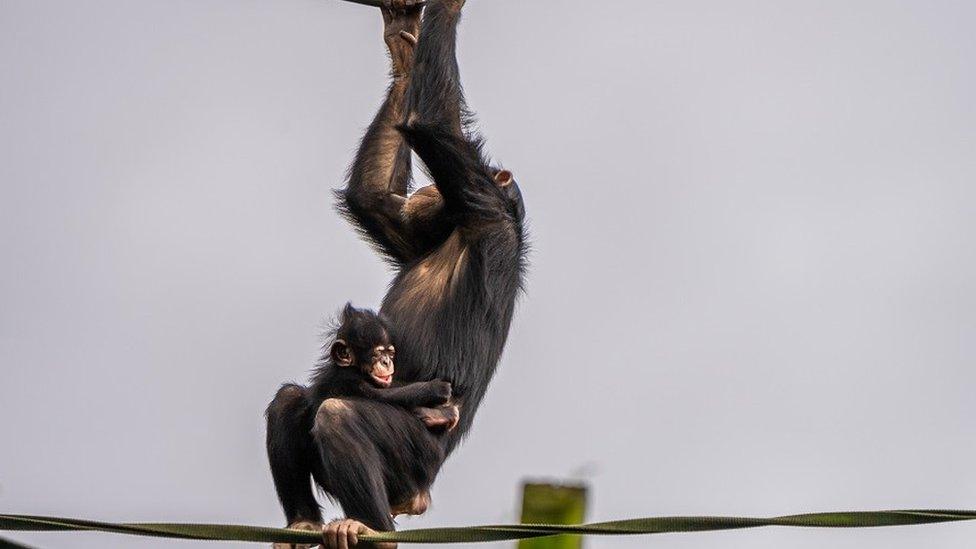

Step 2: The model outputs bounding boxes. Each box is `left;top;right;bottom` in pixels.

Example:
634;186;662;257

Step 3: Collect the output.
265;0;527;545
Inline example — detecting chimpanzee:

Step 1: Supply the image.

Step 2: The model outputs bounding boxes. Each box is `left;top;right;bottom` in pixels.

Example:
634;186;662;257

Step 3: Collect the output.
310;303;460;431
266;304;458;547
265;0;527;545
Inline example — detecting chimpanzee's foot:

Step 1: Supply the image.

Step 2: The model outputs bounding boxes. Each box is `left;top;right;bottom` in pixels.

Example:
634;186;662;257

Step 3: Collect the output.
321;519;397;549
442;404;460;430
391;490;431;516
382;1;422;47
272;521;322;549
415;405;460;431
382;0;422;77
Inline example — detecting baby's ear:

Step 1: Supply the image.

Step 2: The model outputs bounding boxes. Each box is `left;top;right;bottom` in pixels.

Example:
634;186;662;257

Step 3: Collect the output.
330;339;354;367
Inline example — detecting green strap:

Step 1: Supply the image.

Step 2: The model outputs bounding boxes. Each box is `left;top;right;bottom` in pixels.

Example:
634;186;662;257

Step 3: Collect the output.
2;510;975;544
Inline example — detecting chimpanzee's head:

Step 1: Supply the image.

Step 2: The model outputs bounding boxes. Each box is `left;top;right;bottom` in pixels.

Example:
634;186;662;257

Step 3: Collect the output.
329;303;396;387
491;168;525;224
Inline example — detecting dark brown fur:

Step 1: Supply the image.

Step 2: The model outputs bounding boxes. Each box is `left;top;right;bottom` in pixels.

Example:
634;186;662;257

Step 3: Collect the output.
266;0;526;532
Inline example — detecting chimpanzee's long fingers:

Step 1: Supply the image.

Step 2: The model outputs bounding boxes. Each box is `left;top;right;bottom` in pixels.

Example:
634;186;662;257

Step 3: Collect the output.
338;521;351;549
322;522;339;549
349;522;362;547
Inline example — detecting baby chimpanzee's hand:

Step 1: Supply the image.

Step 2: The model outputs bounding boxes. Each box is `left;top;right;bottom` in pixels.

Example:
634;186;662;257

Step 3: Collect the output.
426;380;452;405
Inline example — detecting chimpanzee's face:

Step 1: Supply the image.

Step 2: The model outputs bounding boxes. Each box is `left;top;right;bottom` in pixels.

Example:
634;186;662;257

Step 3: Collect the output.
330;304;396;387
364;342;395;387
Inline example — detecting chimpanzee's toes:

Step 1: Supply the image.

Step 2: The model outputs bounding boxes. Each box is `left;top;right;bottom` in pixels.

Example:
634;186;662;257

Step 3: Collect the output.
273;521;320;549
321;521;339;549
445;405;460;431
399;30;418;46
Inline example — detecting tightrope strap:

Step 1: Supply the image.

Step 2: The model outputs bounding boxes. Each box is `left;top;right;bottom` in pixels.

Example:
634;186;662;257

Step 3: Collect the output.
2;510;975;544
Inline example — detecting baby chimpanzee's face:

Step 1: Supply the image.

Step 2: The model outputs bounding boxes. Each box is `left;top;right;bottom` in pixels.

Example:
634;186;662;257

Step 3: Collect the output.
329;303;396;387
364;342;395;387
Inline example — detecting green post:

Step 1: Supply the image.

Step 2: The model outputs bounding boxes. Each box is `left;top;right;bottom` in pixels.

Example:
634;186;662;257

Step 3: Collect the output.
517;482;588;549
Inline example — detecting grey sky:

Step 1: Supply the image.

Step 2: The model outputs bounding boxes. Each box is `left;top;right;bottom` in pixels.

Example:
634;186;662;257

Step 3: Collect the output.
2;1;975;548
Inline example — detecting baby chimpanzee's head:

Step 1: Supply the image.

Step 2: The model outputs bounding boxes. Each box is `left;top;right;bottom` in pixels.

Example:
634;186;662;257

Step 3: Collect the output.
329;303;396;387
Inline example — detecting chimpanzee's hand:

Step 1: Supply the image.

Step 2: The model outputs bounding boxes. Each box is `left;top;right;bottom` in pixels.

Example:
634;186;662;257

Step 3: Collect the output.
321;519;396;549
425;380;452;405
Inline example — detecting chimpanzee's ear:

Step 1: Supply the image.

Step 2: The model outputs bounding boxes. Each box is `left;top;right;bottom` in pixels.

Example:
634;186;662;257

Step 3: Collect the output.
330;339;354;367
493;169;514;187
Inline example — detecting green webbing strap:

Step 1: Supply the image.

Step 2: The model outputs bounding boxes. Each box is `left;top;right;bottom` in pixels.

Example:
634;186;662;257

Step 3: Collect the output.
2;510;975;544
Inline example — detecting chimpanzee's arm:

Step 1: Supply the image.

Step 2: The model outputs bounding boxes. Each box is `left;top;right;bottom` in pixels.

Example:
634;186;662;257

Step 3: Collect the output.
358;379;452;408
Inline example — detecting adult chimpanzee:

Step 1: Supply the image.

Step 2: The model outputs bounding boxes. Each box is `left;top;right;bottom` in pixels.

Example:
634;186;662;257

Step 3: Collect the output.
265;0;526;544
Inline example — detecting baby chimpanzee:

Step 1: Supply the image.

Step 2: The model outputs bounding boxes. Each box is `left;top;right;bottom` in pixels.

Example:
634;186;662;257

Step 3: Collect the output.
310;303;459;431
265;304;457;540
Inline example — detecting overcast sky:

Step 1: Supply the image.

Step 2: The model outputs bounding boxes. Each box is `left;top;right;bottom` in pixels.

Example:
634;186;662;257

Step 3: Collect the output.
2;1;975;548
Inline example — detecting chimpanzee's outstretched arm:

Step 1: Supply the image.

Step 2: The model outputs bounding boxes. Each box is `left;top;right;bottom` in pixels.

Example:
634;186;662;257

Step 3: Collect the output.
337;2;425;264
398;0;513;225
358;379;452;408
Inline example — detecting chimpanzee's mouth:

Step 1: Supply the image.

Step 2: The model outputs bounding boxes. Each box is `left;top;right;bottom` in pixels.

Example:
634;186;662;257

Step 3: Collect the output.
372;373;393;387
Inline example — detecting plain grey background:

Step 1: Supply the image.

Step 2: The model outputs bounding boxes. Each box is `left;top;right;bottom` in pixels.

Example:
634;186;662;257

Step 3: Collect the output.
2;0;974;548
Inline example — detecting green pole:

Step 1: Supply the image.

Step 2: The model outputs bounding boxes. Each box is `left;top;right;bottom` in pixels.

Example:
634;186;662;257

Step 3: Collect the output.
518;482;589;549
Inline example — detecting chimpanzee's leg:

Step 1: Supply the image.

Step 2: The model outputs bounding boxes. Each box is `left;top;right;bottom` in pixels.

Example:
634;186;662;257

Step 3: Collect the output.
401;0;467;137
311;399;445;533
311;399;397;531
266;384;322;526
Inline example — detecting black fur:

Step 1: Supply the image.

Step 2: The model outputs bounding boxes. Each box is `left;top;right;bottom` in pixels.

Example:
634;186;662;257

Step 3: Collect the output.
309;304;452;409
266;0;527;532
